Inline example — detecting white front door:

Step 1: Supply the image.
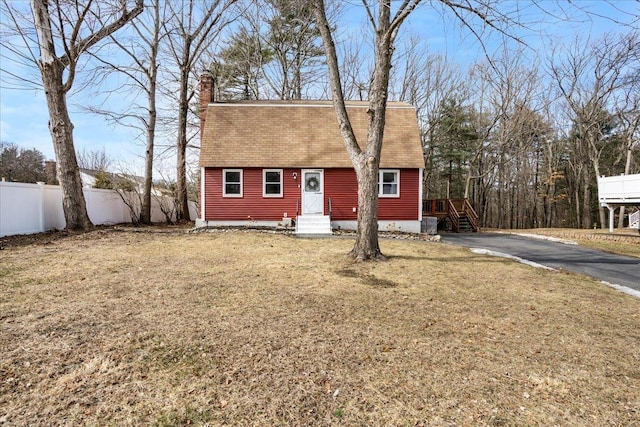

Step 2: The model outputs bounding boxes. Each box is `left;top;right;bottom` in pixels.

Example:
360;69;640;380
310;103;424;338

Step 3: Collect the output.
302;169;324;215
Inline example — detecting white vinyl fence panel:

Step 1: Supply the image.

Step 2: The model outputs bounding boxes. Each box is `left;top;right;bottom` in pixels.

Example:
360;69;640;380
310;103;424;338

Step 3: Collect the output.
42;185;66;231
0;181;196;237
0;182;45;236
84;188;130;225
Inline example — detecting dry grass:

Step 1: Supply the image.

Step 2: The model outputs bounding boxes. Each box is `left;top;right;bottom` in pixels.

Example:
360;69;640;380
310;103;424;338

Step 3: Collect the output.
1;227;639;426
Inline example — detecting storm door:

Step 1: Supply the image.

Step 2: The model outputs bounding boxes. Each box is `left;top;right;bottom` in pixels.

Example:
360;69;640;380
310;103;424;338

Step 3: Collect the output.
301;169;323;215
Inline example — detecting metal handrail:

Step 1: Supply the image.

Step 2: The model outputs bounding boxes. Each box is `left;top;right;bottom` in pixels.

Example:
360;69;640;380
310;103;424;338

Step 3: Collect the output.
327;198;332;219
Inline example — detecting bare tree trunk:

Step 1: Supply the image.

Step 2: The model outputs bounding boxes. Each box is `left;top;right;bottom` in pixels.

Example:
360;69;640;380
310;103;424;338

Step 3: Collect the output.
575;187;581;228
352;161;381;259
592;160;607;229
164;0;230;222
176;62;191;221
32;0;91;230
29;0;143;230
41;61;93;230
582;171;592;229
80;0;161;224
313;0;422;260
141;85;157;224
533;149;540;228
141;1;161;225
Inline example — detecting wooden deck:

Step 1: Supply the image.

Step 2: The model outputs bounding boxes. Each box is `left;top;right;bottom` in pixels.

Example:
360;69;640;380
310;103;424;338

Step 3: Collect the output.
423;198;479;233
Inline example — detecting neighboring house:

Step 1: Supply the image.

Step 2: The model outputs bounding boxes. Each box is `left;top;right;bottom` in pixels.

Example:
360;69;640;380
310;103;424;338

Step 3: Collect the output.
196;74;425;234
47;163;179;202
597;173;640;232
78;168;147;192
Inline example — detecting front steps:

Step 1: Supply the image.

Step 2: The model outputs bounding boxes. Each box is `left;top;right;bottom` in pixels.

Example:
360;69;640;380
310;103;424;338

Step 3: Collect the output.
296;215;332;236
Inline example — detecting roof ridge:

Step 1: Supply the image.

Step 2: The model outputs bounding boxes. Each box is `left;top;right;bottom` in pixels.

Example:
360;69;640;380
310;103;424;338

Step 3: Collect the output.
205;101;415;109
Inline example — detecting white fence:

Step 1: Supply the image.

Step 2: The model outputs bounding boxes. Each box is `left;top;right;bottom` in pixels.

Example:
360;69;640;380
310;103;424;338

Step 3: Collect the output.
0;181;196;237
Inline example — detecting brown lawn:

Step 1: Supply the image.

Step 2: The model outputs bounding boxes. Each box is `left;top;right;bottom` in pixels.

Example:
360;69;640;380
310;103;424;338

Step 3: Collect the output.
1;227;639;426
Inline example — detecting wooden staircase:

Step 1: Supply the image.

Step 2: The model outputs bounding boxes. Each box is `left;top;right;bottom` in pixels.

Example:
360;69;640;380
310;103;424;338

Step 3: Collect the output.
423;198;479;233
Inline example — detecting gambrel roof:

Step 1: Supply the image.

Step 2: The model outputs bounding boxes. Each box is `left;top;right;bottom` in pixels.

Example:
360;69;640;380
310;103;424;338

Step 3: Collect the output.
199;101;425;169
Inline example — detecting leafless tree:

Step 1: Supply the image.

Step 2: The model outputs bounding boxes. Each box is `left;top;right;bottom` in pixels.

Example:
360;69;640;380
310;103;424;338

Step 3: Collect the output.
403;50;468;200
85;0;167;224
334;36;371;101
612;41;640;227
470;48;549;229
77;147;113;171
1;0;142;230
163;0;235;221
313;0;542;259
549;32;638;229
313;0;423;260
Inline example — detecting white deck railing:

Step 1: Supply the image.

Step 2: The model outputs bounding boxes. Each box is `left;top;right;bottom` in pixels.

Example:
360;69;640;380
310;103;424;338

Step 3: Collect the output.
597;174;640;232
597;174;640;205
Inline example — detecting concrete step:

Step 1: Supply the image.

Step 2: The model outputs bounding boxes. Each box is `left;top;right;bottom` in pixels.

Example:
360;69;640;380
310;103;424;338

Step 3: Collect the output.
296;215;332;235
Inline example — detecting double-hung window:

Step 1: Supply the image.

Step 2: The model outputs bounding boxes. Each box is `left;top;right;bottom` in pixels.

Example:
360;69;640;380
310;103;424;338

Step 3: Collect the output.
223;169;242;197
263;169;283;197
379;169;400;197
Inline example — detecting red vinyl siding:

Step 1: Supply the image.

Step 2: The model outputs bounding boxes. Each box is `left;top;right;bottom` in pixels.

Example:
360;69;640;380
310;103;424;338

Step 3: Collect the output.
324;169;419;221
204;168;299;221
323;169;357;220
204;167;420;221
381;169;420;220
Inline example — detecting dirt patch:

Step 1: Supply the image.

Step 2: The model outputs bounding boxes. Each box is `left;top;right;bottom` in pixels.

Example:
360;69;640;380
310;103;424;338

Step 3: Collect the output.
0;223;193;249
1;229;639;426
0;229;72;248
337;268;398;288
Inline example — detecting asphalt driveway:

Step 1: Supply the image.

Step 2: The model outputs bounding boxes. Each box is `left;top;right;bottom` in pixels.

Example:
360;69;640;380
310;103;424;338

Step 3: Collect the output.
441;232;640;294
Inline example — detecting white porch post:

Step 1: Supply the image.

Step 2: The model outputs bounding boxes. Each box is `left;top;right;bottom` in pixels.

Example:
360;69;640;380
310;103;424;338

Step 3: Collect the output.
605;204;615;233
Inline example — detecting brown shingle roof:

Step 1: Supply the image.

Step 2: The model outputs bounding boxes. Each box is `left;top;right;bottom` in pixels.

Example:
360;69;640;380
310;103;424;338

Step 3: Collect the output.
199;101;424;169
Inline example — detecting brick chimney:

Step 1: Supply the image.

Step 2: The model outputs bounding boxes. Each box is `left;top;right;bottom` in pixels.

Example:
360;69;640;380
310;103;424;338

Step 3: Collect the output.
199;71;214;137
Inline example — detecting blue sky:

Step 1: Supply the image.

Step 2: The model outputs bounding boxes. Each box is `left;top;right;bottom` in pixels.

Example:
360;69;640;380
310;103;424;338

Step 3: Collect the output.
0;1;637;175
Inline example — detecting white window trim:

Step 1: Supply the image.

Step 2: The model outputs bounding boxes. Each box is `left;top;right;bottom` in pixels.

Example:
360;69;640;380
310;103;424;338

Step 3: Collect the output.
379;169;400;198
223;169;243;197
263;168;283;197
